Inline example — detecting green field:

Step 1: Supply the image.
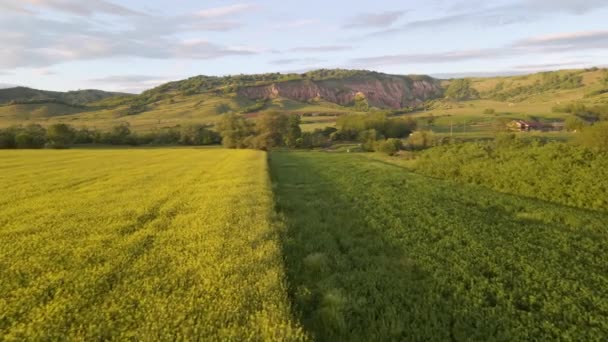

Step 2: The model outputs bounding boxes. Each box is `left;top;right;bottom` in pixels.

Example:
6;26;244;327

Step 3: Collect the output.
1;149;607;340
269;152;608;341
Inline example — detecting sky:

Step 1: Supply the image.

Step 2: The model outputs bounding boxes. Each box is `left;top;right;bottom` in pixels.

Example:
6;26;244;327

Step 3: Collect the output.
1;0;608;93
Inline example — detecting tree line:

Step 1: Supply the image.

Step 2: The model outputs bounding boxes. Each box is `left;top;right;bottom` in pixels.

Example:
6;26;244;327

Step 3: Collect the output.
0;111;426;153
216;111;417;152
0;123;220;149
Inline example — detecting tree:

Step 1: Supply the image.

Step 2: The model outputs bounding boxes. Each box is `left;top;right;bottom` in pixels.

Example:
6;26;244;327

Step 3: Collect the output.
179;124;220;145
385;118;417;138
375;138;403;155
406;130;435;150
445;79;479;101
564;116;586;132
336;113;415;141
106;122;135;145
255;112;290;149
353;93;369;112
358;129;381;151
284;115;302;148
0;127;17;148
216;113;254;148
46;123;75;148
215;103;232;114
14;124;46;148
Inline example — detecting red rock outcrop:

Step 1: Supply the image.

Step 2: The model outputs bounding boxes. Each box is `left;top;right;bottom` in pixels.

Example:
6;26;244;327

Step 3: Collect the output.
237;75;442;109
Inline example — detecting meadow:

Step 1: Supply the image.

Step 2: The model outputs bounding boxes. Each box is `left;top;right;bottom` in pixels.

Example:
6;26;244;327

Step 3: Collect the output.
0;149;305;340
270;152;608;341
1;148;607;341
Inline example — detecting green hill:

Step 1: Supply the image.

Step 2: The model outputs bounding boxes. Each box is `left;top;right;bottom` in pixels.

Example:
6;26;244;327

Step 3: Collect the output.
0;87;133;106
1;68;607;135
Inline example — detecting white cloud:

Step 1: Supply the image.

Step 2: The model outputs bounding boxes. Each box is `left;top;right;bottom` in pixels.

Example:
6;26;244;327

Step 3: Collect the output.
288;45;353;53
196;3;258;18
8;0;142;16
351;49;511;67
513;30;608;52
271;19;319;30
344;11;406;29
0;4;259;69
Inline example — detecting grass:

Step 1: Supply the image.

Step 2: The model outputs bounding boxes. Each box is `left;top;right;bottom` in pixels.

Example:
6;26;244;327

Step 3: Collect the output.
0;149;305;340
269;151;608;341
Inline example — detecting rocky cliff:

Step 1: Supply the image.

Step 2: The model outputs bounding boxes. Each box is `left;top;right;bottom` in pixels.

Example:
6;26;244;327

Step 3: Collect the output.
237;74;442;109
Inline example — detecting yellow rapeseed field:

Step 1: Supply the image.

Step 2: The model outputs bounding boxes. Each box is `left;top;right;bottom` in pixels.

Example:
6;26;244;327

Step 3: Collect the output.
0;148;305;341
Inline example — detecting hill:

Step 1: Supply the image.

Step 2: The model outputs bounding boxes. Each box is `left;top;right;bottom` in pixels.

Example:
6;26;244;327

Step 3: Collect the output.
0;67;607;135
0;87;133;106
136;69;442;109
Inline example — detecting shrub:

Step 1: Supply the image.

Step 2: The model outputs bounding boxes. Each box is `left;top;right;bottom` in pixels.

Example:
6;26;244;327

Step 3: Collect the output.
406;130;435;150
375;138;403;155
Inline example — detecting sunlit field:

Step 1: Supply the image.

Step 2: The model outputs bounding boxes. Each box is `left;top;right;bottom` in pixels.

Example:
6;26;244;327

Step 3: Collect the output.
0;149;304;340
2;148;607;340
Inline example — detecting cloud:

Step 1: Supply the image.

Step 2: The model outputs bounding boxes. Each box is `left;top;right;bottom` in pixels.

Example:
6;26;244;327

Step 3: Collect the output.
0;6;259;69
351;48;512;67
11;0;142;16
271;58;326;65
365;1;608;37
288;45;353;53
513;30;608;52
87;75;176;94
0;83;18;89
343;10;406;29
89;75;169;83
431;71;528;79
196;3;258;18
271;19;319;30
33;68;57;76
512;61;589;70
525;0;608;14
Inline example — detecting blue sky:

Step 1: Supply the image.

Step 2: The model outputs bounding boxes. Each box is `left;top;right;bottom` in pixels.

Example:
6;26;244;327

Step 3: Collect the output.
1;0;608;93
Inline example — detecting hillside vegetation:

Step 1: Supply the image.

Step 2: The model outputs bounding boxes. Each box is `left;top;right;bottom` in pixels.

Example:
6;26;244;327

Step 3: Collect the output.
0;87;131;105
1;68;607;136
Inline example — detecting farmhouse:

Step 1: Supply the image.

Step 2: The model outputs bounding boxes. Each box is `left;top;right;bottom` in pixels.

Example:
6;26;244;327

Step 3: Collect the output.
508;120;543;131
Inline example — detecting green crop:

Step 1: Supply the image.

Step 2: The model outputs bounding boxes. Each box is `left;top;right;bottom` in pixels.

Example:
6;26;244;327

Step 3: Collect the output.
269;151;608;341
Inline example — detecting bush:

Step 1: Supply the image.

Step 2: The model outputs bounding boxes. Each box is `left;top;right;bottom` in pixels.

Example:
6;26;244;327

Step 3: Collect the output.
406;130;435;150
46;123;76;148
375;138;403;155
483;108;496;115
336;113;416;141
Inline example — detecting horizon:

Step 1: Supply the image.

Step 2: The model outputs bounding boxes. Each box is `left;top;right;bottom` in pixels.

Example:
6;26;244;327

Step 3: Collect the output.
0;66;603;95
1;0;608;93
